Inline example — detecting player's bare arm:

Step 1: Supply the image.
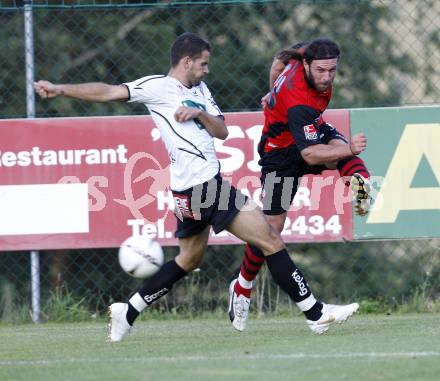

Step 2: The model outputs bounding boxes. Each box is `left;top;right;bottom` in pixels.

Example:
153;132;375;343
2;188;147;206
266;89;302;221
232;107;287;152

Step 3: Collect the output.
34;80;129;102
264;54;292;105
269;58;287;90
269;43;307;90
301;133;367;165
174;106;228;140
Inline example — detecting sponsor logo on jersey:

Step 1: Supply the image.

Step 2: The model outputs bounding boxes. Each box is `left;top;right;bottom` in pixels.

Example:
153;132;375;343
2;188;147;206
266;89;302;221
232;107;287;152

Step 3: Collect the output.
304;124;318;140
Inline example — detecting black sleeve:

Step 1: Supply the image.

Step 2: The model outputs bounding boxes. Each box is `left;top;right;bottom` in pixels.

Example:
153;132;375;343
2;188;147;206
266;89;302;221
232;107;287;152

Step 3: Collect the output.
287;105;322;151
318;123;348;144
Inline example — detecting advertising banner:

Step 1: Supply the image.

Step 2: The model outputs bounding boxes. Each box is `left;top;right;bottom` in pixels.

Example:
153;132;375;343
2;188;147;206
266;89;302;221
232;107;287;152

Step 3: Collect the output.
351;106;440;239
0;111;351;250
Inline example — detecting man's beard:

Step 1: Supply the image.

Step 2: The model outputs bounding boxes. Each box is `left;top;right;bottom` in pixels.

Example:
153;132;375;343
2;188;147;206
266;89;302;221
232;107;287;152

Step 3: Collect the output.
189;74;204;87
305;71;330;92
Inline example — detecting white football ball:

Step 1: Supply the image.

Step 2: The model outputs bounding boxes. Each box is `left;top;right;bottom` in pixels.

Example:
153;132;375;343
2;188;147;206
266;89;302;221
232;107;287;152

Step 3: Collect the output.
118;235;164;278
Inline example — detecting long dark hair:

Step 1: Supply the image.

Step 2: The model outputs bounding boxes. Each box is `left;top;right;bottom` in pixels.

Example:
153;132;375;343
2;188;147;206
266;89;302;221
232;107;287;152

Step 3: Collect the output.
275;39;340;65
275;41;308;64
303;38;340;64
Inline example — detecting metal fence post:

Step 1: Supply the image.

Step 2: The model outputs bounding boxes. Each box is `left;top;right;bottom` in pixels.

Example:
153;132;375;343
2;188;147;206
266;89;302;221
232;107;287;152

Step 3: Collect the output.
24;0;40;323
30;251;40;323
24;0;35;118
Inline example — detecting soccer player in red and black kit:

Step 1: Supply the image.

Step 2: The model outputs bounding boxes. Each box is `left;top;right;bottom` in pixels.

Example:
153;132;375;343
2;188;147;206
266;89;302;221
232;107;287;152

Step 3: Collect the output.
228;38;371;331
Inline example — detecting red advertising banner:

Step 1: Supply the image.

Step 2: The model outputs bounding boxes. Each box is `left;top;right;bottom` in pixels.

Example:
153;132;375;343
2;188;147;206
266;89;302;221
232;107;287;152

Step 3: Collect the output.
0;111;352;250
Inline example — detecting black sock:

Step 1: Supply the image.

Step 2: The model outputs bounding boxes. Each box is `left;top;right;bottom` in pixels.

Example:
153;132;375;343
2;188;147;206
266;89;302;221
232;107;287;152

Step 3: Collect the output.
126;259;187;325
303;301;324;321
265;249;324;321
126;303;139;326
265;249;312;302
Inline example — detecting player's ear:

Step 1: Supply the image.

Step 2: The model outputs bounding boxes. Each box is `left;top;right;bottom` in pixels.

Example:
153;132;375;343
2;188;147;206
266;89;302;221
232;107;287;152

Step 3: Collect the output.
302;59;310;74
182;56;192;69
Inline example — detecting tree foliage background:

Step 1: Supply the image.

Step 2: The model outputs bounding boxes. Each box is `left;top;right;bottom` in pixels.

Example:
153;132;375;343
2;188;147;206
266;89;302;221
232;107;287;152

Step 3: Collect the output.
1;0;439;119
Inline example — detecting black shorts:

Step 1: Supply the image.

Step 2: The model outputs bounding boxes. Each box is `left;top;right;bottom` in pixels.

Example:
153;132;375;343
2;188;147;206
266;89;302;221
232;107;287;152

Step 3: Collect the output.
260;125;347;216
172;174;248;238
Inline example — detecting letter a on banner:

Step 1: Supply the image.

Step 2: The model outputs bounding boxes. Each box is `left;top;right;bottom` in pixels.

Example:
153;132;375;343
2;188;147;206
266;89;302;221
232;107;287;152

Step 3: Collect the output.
368;123;440;223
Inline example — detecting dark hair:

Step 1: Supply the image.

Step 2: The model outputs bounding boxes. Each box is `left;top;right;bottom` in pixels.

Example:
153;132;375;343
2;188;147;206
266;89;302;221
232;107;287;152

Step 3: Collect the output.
275;41;309;64
275;38;340;65
170;32;211;67
302;38;340;64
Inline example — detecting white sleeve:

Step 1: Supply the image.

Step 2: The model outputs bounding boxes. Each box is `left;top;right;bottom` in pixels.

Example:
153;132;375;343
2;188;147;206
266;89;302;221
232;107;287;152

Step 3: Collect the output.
201;82;223;117
123;75;165;104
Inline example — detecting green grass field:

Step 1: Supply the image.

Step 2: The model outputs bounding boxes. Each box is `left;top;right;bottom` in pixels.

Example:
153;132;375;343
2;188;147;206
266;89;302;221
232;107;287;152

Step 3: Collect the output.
1;314;439;381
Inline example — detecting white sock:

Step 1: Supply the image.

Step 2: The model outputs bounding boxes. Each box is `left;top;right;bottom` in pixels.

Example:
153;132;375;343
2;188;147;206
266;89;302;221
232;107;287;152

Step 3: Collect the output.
296;294;318;312
238;273;253;289
129;292;148;312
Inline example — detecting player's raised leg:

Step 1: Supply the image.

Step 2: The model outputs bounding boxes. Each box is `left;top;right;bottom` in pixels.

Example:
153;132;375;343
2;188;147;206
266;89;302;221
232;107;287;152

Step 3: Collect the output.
328;138;372;216
108;227;210;342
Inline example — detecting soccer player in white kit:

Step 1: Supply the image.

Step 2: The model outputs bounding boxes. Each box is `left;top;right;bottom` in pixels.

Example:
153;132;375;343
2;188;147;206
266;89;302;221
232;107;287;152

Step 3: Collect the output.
35;32;359;342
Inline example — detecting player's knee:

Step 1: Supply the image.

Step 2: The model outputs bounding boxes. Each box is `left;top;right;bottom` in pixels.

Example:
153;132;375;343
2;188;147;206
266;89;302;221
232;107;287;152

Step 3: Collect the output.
255;227;284;255
266;215;285;233
267;228;285;253
176;251;203;272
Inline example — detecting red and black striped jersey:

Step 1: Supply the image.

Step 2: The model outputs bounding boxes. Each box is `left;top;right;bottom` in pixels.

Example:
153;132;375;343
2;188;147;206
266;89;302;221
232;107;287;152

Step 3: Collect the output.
258;60;332;169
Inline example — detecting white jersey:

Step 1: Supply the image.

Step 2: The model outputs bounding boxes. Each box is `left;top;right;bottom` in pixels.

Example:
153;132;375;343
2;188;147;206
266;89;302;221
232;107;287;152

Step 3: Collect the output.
124;75;223;191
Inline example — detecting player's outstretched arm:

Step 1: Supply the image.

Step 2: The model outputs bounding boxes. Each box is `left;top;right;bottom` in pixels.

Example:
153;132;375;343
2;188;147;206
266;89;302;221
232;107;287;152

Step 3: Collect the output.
34;80;129;102
301;133;367;165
